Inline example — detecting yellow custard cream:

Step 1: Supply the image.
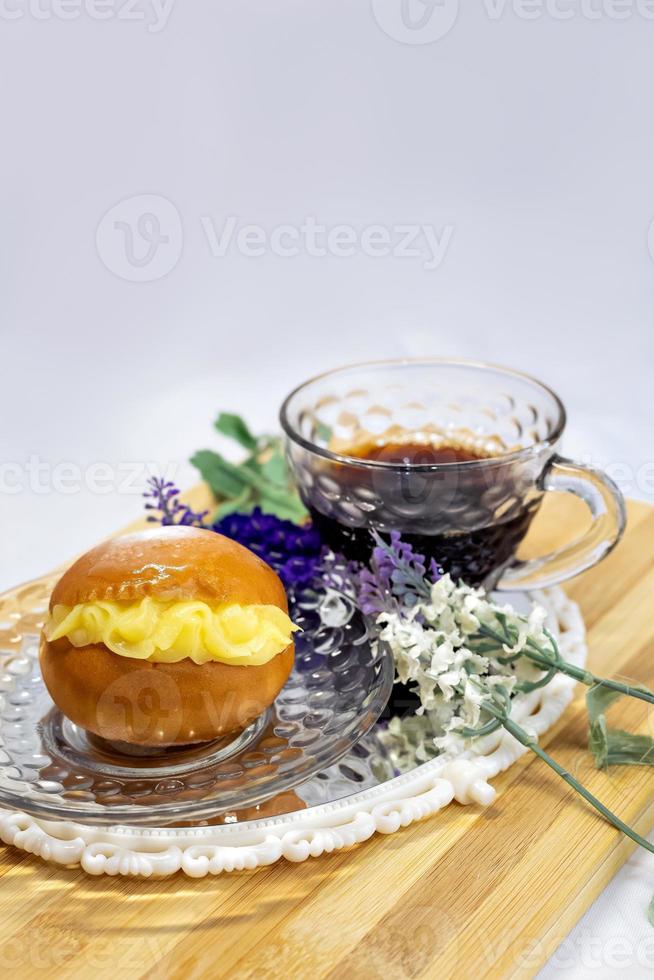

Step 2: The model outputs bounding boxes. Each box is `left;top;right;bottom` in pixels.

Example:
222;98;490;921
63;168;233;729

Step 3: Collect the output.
44;598;298;666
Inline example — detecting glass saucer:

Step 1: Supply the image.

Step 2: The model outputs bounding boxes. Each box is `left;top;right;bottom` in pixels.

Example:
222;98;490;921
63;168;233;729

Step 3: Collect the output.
0;577;394;826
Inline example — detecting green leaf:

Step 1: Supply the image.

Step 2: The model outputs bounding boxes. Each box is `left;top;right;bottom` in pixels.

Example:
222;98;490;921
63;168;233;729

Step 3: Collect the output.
192;412;308;525
260;448;289;487
214;412;258;451
587;683;654;769
280;498;308;522
190;450;250;499
258;486;307;523
648;893;654;928
213;488;254;520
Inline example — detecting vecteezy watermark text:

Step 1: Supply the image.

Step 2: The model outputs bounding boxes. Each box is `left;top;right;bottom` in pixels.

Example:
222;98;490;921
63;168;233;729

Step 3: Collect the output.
484;0;654;19
200;215;454;270
0;0;175;32
95;194;455;281
0;457;180;496
371;0;654;45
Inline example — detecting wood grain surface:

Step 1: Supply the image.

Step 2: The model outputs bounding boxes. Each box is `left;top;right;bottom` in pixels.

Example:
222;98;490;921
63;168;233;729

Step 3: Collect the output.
1;495;654;980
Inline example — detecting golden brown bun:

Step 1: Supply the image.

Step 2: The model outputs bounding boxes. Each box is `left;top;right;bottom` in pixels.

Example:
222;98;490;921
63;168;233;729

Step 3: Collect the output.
40;638;294;746
41;528;294;746
50;526;288;610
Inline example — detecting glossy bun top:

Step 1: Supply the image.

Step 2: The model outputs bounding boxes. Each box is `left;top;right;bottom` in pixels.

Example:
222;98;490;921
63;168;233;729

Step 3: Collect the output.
50;526;288;611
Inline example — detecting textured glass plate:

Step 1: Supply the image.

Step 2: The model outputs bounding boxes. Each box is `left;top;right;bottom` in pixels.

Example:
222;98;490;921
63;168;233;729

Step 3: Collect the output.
0;576;394;826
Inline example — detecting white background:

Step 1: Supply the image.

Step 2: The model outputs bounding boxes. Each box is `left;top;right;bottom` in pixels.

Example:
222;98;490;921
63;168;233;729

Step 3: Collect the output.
1;1;654;974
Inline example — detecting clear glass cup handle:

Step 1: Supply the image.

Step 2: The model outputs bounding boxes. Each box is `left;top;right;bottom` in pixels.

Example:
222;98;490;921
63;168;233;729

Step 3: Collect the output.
496;455;627;592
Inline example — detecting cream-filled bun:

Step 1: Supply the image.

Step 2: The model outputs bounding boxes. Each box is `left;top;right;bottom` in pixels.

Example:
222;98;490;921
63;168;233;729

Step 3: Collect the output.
40;527;297;746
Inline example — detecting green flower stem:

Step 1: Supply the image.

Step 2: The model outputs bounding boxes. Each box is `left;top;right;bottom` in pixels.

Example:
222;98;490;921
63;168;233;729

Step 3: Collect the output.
485;703;654;857
523;650;654;707
476;622;654;707
460;718;503;738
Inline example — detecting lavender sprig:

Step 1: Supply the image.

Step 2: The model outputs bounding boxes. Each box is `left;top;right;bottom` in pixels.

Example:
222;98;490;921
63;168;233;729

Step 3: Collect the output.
143;477;209;527
358;530;441;616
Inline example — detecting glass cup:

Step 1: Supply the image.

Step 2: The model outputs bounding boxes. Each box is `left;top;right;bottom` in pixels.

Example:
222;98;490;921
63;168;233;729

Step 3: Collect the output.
280;358;626;591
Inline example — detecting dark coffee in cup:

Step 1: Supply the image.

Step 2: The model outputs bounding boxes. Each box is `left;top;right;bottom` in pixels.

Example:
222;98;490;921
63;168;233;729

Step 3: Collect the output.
281;360;625;593
306;438;539;586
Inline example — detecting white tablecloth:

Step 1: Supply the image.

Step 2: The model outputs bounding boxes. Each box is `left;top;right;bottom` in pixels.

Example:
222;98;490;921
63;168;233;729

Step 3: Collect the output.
538;838;654;979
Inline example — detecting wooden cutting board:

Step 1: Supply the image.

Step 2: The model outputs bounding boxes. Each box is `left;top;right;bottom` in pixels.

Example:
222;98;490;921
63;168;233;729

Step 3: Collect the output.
1;495;654;979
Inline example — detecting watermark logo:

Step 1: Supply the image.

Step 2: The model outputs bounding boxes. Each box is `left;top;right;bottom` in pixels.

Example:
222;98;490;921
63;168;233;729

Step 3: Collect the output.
484;0;654;20
371;0;654;42
576;452;654;501
95;204;454;277
97;669;183;744
96;194;183;282
371;0;460;44
0;456;180;496
200;215;454;270
0;0;176;32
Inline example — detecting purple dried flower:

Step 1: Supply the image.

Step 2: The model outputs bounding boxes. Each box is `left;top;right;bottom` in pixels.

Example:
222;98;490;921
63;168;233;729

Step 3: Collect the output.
213;508;324;590
143;477;209;527
357;531;439;616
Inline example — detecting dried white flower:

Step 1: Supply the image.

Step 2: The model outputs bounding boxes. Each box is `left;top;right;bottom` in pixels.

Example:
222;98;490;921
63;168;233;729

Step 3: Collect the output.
376;573;550;761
